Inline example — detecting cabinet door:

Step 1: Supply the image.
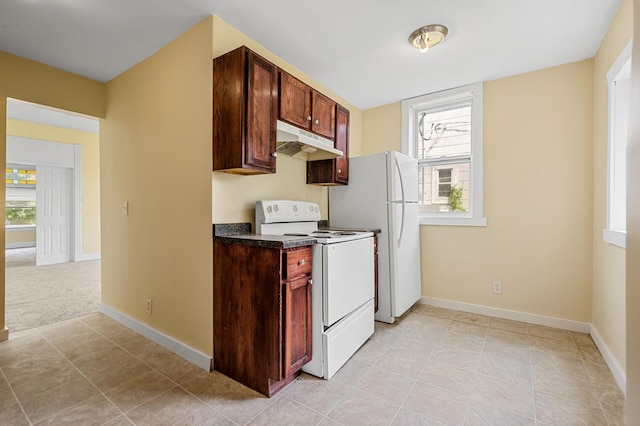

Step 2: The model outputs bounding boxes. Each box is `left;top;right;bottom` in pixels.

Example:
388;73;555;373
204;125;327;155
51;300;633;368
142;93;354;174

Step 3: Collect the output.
279;71;311;130
245;50;278;172
334;105;349;184
282;275;312;378
311;91;336;139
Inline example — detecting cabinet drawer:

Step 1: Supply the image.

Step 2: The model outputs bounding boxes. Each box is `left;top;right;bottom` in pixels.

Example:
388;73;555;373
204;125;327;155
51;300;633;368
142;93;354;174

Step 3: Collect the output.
283;247;312;280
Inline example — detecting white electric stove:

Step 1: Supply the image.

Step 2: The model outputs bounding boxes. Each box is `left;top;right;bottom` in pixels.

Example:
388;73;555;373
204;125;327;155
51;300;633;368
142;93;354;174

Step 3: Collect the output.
256;200;375;379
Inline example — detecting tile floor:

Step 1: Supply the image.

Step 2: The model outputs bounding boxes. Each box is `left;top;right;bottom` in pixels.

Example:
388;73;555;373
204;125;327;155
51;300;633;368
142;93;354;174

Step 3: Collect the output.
0;304;625;425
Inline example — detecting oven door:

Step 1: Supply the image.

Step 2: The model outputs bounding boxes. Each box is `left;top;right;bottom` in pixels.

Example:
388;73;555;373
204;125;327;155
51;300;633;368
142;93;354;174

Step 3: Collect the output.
322;237;374;326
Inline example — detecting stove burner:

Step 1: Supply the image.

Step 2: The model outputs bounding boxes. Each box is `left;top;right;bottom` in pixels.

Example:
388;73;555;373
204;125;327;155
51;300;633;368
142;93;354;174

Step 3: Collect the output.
283;233;309;237
313;230;331;234
335;232;357;236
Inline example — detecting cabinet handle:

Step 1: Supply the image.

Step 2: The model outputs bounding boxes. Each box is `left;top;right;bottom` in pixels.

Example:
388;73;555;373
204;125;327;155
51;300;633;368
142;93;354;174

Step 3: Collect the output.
307;116;312;121
308;279;313;285
298;259;305;266
337;169;342;173
314;119;319;124
271;152;278;157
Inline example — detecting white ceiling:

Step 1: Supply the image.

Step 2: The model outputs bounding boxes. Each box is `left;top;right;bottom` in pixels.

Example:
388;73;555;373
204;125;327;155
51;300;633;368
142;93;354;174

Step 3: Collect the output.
0;0;621;110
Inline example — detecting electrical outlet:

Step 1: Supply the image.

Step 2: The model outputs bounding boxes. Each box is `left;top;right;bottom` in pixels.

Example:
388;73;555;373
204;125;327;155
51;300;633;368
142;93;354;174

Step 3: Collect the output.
123;201;129;215
82;244;88;250
492;281;502;295
146;298;152;314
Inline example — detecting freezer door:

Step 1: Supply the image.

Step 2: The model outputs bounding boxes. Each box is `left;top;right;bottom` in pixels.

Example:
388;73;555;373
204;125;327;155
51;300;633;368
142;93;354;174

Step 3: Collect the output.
388;201;422;317
388;151;419;203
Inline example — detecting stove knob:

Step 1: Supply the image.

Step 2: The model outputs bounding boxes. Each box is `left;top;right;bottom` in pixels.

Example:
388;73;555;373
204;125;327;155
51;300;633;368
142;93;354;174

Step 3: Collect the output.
267;206;272;213
293;205;298;212
273;205;279;212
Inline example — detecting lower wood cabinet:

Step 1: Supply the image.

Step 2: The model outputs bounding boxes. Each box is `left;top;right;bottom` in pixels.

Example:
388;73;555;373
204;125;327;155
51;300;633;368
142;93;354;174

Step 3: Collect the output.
213;241;312;397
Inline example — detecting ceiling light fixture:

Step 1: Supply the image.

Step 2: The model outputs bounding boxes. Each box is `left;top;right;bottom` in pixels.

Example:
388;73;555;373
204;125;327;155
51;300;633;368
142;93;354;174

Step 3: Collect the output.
409;24;448;53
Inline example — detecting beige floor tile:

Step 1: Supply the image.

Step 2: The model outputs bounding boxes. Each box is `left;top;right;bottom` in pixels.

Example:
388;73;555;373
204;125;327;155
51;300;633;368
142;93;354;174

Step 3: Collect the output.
331;358;371;384
248;396;324;425
35;394;120;425
0;404;29;425
20;375;100;423
430;344;482;371
485;328;530;347
419;360;476;396
470;375;534;419
317;415;343;425
452;312;492;327
487;318;528;334
125;386;209;426
328;388;400;426
577;344;606;364
464;399;535;425
153;352;204;384
412;304;457;320
570;331;596;347
526;324;572;341
403;381;469;425
181;371;274;425
592;381;625;413
376;349;429;378
439;330;486;352
172;404;236;425
86;355;151;391
583;360;619;386
355;366;416;406
101;415;135;425
482;340;531;365
104;370;175;412
392;408;444;425
529;336;581;361
390;334;438;360
7;359;82;401
604;409;626;426
532;367;599;406
448;321;488;338
478;353;532;386
530;351;587;378
0;375;17;411
349;336;393;365
283;374;350;415
534;391;608;426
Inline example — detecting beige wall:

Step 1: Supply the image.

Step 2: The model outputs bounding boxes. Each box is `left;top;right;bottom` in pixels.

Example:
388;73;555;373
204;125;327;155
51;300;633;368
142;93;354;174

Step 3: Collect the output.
211;16;363;225
592;0;632;381
627;0;640;419
6;119;101;254
363;60;595;322
0;50;105;336
5;228;36;246
100;18;214;355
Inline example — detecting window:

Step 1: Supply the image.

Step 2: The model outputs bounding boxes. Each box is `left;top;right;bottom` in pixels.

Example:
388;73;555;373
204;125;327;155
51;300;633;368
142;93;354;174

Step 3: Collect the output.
5;164;36;227
604;41;632;248
402;82;485;226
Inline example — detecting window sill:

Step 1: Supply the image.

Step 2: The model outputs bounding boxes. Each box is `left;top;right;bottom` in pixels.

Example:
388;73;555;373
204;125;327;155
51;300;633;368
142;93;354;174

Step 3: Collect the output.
420;216;487;227
6;225;36;231
603;229;626;249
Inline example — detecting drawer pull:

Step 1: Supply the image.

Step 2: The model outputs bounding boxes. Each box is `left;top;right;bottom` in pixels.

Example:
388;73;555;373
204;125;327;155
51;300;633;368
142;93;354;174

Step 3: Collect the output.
298;259;305;266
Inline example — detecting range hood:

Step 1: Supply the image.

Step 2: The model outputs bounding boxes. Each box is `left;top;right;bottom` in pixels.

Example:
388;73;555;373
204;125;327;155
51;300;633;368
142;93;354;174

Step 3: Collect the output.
276;120;343;161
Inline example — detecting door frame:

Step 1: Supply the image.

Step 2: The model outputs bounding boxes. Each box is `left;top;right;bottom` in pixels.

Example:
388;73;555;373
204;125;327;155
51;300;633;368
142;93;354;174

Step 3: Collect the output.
6;136;83;262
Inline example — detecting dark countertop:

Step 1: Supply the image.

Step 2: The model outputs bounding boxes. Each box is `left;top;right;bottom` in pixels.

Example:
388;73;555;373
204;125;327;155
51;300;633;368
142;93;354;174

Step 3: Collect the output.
213;223;315;249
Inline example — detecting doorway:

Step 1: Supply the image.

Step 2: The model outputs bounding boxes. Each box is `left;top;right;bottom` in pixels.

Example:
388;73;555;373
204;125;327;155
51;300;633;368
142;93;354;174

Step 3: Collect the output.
5;98;101;331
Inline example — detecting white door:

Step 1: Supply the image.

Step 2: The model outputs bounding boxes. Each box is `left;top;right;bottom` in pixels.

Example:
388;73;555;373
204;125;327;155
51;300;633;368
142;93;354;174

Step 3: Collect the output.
36;166;73;266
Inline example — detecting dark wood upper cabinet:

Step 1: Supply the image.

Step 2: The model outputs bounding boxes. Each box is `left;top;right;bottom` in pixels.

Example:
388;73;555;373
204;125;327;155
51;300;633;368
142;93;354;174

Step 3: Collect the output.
307;104;350;185
279;71;336;140
213;46;278;174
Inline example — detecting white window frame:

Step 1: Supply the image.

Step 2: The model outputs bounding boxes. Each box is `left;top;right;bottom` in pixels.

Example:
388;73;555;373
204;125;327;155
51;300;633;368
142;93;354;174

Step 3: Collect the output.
432;166;457;204
604;41;632;249
402;82;486;226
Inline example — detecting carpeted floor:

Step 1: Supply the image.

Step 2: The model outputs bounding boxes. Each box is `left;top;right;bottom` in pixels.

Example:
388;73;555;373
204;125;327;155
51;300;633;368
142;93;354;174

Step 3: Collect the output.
5;247;101;332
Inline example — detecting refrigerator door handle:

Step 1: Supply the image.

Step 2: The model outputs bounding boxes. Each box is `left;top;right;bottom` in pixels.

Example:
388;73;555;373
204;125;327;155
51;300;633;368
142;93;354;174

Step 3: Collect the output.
395;157;406;245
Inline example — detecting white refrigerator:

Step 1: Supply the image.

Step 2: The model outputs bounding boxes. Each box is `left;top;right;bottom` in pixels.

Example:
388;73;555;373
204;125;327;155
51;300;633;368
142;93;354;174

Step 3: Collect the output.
329;150;422;323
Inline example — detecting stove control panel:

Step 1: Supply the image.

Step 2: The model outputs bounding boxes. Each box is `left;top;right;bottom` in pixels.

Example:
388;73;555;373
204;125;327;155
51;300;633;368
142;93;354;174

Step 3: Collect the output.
256;200;321;225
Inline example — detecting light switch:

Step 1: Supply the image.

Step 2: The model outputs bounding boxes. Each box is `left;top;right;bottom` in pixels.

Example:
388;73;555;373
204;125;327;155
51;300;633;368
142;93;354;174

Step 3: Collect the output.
123;201;129;215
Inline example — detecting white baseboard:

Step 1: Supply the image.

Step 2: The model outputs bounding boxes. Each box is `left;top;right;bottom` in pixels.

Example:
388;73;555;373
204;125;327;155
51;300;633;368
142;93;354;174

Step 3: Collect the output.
5;242;36;249
421;297;591;333
75;252;101;262
98;304;212;372
590;324;626;395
